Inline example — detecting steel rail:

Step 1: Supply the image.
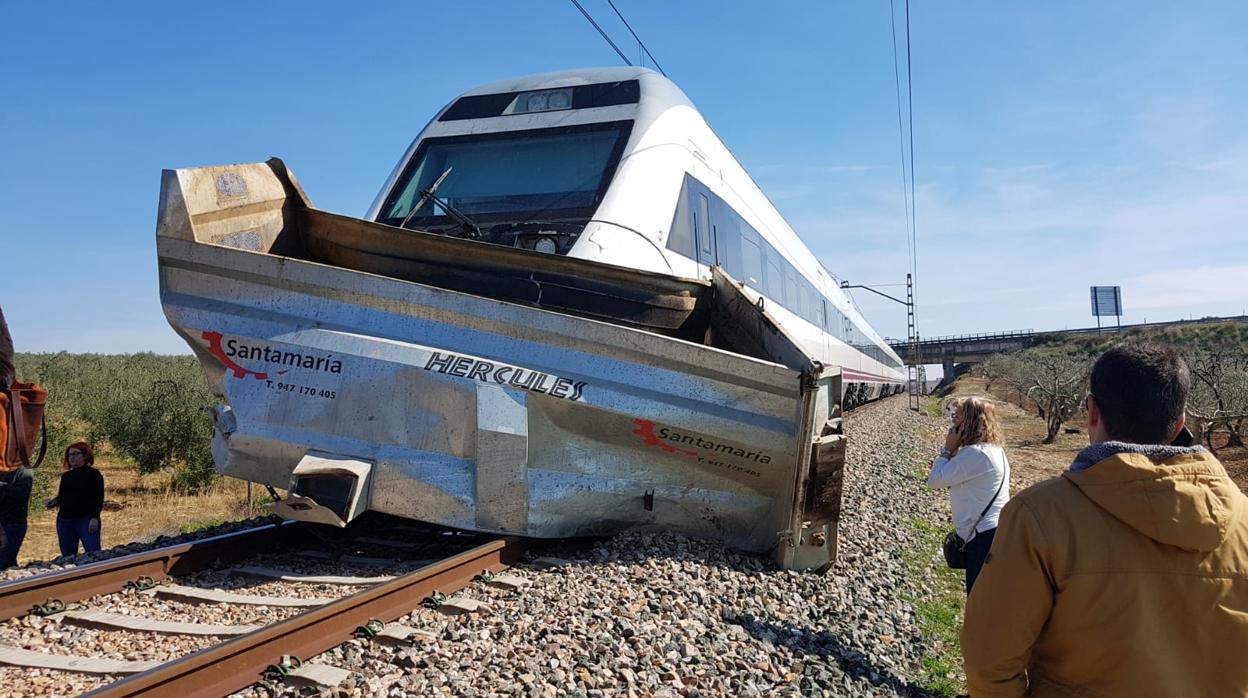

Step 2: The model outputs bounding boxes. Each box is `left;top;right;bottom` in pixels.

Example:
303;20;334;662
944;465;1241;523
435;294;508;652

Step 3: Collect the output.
0;522;297;622
85;536;522;698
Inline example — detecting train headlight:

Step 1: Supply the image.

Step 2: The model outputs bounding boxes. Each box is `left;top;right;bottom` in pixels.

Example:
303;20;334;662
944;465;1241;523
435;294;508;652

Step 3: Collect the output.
526;92;549;112
546;89;572;110
534;237;558;254
508;88;574;114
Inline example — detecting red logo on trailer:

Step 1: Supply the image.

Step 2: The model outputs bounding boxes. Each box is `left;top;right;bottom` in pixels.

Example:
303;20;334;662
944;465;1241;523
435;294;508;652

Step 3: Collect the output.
201;331;289;380
630;419;771;473
632;419;699;458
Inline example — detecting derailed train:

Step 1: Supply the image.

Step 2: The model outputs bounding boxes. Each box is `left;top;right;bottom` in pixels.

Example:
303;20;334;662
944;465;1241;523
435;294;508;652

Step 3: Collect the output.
156;68;905;570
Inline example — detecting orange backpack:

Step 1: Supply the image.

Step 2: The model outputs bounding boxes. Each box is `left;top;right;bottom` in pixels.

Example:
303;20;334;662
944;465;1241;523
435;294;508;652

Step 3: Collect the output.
1;382;47;471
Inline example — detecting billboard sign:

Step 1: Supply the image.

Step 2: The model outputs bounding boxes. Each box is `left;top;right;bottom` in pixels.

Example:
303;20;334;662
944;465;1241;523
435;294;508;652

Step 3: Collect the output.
1090;286;1122;317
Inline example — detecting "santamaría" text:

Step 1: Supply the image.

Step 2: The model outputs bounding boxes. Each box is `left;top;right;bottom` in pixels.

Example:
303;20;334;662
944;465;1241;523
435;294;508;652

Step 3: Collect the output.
224;339;343;374
655;426;772;464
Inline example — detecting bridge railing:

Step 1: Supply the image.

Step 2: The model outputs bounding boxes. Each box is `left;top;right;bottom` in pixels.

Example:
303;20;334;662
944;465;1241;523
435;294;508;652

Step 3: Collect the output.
888;329;1035;349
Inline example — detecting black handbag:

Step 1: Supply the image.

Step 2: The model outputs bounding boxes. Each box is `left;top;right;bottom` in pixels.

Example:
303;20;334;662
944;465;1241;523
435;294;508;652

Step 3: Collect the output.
942;466;1006;569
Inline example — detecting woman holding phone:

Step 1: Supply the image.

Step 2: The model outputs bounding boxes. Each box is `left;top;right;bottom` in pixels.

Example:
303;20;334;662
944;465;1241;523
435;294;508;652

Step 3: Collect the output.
927;396;1011;593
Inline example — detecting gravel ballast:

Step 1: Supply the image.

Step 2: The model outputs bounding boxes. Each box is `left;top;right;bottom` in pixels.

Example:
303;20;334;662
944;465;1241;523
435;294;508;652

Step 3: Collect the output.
0;397;955;697
243;397;953;697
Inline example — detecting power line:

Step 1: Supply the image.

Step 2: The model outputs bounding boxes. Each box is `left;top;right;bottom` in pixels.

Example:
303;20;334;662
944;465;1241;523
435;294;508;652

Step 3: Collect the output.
887;0;913;282
604;0;667;76
568;0;633;66
905;0;918;305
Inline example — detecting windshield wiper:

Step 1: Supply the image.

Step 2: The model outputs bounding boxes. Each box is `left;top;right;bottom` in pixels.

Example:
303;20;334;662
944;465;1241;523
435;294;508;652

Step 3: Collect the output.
397;166;481;239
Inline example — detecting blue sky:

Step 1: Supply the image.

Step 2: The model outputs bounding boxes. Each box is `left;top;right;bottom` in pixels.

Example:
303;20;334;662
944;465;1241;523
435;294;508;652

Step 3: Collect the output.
2;1;1246;354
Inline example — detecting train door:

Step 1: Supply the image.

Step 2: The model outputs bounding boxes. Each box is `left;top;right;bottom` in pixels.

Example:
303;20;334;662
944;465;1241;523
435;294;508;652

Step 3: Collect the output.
692;190;716;278
816;270;831;362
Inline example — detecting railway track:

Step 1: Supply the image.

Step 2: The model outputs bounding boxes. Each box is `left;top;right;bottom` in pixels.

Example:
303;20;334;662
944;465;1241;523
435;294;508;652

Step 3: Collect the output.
0;518;524;697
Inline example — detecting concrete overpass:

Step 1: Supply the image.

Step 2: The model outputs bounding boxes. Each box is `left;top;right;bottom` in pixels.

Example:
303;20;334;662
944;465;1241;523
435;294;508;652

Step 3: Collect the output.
888;315;1248;373
891;330;1038;374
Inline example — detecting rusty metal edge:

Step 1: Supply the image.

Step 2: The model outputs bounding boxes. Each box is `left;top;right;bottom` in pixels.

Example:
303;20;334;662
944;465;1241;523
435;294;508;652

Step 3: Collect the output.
85;536;523;698
0;522;296;622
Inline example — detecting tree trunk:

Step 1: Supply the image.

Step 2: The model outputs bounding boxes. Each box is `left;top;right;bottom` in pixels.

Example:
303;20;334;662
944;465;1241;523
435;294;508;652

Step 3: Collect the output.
1229;418;1245;448
1204;422;1220;454
1045;413;1062;444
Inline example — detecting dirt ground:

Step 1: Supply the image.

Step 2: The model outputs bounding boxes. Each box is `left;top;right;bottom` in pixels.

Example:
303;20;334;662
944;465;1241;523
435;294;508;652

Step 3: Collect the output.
944;376;1248;494
15;463;257;564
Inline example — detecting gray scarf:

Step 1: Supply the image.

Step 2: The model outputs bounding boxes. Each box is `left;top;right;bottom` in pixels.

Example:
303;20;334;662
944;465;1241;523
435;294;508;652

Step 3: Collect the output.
1070;441;1206;472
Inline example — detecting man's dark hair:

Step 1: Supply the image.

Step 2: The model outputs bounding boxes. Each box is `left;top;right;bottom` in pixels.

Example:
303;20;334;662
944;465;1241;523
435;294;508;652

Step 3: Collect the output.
1090;342;1190;444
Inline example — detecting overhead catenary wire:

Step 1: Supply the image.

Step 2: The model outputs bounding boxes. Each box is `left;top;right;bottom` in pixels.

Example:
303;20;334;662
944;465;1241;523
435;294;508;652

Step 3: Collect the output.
887;0;913;281
568;0;633;66
905;0;918;306
604;0;667;76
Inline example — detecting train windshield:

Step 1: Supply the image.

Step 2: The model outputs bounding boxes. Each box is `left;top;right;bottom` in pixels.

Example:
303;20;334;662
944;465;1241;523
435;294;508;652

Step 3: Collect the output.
378;121;632;228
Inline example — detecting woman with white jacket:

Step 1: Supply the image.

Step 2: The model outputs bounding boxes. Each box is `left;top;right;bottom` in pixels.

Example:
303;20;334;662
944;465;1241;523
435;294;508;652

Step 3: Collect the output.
927;396;1010;593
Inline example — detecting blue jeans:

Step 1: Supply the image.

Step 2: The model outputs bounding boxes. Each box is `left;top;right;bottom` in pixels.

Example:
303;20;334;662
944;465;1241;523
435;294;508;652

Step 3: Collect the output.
964;526;997;594
0;522;27;568
56;517;101;556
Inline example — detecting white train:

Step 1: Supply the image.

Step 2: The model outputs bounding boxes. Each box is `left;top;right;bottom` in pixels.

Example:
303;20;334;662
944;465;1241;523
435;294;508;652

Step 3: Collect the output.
365;67;906;402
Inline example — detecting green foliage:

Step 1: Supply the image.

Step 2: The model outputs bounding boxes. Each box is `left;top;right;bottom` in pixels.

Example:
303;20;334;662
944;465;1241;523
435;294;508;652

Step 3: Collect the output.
12;352;219;496
169;459;219;493
920;655;963;698
903;457;970;698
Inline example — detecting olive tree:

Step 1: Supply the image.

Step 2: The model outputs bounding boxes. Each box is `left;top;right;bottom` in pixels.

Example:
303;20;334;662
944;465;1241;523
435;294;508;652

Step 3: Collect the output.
1185;348;1248;451
983;349;1090;443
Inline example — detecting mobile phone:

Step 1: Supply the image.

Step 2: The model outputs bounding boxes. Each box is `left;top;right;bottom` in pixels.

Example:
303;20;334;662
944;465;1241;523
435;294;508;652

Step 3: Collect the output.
1170;426;1194;447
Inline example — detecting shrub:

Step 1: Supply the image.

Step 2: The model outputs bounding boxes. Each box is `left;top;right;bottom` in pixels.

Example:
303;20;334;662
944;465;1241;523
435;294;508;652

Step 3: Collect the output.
13;352;219;497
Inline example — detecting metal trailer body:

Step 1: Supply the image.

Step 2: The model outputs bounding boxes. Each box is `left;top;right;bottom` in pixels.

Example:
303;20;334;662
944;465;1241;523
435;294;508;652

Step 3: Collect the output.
157;161;847;570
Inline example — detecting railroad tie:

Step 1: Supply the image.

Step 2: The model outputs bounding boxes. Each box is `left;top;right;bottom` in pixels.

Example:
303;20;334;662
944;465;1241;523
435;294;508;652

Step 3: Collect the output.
295;550;412;567
436;597;491;616
285;662;353;690
372;623;437;645
530;556;574;569
353;536;423;550
484;573;532;591
147;584;333;607
229;565;396;585
0;645;163;674
59;609;262;636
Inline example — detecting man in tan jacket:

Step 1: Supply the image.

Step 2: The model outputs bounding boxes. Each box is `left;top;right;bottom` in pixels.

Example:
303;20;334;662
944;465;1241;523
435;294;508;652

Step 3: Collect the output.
961;342;1248;697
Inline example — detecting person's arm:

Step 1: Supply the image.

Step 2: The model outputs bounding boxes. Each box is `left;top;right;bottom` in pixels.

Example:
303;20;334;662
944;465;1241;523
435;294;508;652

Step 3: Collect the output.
46;472;63;509
961;497;1055;697
87;469;104;532
927;446;988;489
0;305;14;389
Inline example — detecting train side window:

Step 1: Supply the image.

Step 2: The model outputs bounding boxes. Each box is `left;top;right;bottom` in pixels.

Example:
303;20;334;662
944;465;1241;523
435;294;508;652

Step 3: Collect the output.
764;255;783;301
784;266;798;312
665;178;695;257
713;199;742;279
697;194;712;257
740;228;763;288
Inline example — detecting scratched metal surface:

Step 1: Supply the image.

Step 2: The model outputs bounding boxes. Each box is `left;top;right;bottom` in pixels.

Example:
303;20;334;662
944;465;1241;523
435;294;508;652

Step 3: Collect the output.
156;162;832;556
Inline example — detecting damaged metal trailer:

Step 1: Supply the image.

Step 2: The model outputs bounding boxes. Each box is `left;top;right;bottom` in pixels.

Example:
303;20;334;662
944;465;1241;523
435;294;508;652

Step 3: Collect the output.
157;159;848;570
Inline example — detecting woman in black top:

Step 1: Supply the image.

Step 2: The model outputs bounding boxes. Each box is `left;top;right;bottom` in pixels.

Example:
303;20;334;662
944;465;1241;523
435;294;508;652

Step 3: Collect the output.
47;441;104;556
